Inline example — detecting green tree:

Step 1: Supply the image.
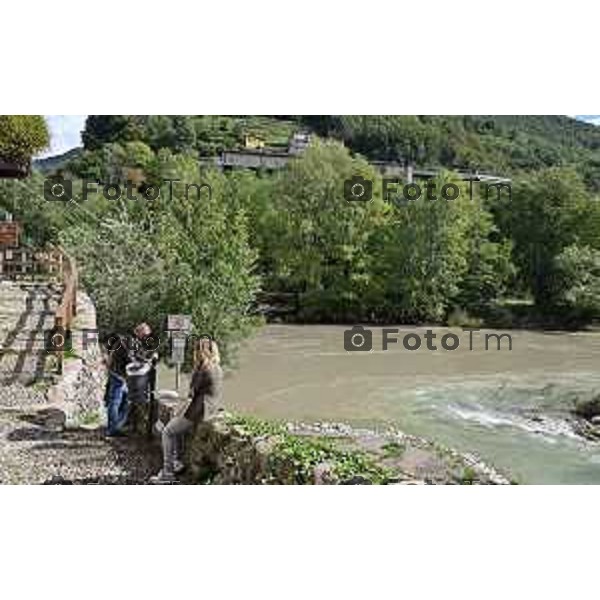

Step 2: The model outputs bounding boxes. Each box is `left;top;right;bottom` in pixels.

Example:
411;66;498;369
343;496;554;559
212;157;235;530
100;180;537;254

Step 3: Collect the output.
155;154;260;352
493;167;591;306
553;244;600;321
171;116;197;153
371;173;487;322
0;173;66;245
82;116;146;150
263;141;385;321
0;116;49;164
58;153;260;360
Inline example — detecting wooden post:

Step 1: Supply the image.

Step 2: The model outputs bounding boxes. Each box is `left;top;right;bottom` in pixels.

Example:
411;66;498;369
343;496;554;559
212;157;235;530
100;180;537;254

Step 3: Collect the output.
72;262;77;317
55;314;64;375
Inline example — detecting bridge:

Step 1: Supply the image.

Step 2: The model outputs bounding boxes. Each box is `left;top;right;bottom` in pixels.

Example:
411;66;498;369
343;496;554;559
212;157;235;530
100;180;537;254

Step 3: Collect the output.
200;149;512;184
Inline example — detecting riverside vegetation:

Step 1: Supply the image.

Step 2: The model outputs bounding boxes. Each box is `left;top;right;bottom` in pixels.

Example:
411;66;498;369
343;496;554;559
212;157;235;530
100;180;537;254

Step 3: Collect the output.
6;115;600;345
3;115;600;484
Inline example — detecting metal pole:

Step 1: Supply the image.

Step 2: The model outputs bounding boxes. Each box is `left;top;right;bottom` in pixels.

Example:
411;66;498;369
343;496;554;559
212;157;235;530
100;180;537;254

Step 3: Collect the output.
146;362;157;439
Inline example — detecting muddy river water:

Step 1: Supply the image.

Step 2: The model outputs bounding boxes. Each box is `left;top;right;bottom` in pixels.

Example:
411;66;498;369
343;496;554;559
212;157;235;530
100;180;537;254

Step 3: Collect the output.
212;324;600;484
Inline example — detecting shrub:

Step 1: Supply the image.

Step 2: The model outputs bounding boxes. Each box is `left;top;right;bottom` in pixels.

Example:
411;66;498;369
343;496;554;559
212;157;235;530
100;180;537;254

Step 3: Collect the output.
552;244;600;321
0;116;49;163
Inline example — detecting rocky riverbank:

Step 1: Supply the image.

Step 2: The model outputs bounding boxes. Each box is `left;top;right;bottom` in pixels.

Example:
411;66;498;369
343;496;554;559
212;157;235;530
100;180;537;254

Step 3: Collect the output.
139;395;512;484
571;392;600;441
284;420;511;485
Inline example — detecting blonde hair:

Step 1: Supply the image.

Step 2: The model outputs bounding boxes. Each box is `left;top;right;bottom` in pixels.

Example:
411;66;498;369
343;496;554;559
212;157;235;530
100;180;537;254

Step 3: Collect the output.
193;337;220;369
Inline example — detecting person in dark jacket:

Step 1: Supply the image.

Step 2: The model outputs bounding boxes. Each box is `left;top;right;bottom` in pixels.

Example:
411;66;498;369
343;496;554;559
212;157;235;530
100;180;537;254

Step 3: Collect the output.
130;323;159;429
104;333;130;437
150;338;223;483
131;322;159;365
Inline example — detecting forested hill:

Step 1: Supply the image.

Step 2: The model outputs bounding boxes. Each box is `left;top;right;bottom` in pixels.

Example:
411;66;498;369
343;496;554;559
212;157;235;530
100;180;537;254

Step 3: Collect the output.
59;115;600;191
297;116;600;189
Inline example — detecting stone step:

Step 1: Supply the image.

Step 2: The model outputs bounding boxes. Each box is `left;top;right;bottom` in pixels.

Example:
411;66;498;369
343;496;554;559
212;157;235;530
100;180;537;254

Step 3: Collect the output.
0;351;53;385
0;280;72;383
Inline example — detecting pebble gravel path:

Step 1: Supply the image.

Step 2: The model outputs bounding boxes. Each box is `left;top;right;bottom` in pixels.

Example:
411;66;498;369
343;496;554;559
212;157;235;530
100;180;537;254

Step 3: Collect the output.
0;281;161;484
0;399;161;484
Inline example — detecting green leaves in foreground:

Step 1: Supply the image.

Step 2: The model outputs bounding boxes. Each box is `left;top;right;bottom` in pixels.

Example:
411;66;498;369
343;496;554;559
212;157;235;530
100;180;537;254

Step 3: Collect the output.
228;415;391;484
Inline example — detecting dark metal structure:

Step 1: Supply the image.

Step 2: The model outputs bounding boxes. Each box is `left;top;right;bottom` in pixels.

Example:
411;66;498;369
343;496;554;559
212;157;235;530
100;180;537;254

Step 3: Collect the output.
0;160;30;179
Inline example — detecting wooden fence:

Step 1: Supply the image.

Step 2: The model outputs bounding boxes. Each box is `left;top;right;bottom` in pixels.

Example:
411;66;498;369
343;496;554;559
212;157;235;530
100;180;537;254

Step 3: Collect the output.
0;246;64;281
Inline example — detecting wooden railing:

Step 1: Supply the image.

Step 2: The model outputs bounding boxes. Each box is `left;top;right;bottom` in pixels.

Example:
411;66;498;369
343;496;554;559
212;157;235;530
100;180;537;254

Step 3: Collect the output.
0;246;64;281
52;248;78;374
54;249;78;331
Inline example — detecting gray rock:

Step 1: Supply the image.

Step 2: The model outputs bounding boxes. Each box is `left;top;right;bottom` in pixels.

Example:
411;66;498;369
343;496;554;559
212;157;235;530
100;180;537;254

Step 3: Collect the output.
574;392;600;419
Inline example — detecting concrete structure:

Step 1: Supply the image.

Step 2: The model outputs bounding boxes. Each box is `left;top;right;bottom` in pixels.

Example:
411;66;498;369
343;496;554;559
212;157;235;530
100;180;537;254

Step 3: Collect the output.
199;139;511;185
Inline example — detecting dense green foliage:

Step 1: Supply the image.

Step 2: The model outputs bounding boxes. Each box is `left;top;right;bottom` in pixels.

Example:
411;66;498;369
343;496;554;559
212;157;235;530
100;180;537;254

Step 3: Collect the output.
4;114;600;335
298;115;600;191
553;245;600;320
255;142;386;320
0;116;49;163
81;115;298;156
246;142;514;322
491;168;600;306
0;151;260;360
78;114;600;192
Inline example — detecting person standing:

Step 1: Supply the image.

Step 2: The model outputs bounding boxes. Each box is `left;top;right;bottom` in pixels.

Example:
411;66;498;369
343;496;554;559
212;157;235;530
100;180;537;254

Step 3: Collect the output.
131;322;159;434
104;334;130;437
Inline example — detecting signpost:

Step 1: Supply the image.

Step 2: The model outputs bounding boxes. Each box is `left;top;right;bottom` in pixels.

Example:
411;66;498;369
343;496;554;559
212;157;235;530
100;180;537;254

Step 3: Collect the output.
166;314;192;333
166;314;192;393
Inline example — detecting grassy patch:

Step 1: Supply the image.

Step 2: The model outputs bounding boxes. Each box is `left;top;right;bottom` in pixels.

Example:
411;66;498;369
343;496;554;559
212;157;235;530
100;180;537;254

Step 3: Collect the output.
63;347;81;361
381;440;406;458
460;466;479;485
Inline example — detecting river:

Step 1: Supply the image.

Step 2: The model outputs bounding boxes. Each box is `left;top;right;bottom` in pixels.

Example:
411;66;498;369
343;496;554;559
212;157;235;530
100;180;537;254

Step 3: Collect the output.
208;324;600;484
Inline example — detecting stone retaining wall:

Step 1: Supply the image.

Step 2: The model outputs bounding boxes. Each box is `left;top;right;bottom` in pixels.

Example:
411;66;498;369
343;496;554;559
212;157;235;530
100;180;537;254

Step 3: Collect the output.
45;291;106;427
132;397;376;484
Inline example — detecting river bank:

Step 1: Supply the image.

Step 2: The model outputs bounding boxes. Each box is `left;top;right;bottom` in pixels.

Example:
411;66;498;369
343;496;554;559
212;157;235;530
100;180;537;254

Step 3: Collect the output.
202;324;600;484
129;391;511;484
283;420;510;484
